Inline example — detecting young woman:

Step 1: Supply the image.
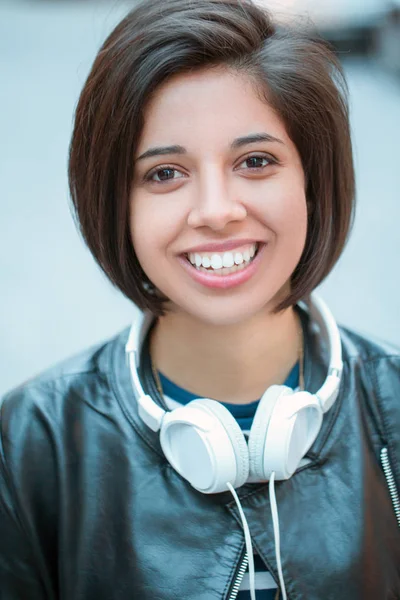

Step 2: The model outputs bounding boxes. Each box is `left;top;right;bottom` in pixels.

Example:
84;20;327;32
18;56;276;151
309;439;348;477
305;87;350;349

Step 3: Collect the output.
1;1;399;599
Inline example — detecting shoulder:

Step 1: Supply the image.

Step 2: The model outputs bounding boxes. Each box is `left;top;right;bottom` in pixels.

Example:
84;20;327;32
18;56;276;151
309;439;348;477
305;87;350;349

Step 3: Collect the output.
339;324;400;402
339;324;400;363
0;327;131;519
0;327;130;465
1;327;129;414
339;324;400;389
338;324;400;474
0;328;131;572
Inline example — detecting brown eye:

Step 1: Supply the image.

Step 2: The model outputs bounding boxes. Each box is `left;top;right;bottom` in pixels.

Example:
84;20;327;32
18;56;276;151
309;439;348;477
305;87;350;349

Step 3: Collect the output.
154;168;175;181
146;167;185;183
241;156;269;170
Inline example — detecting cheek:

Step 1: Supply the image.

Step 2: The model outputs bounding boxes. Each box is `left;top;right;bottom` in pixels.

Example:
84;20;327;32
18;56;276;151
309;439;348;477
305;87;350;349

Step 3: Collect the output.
277;192;308;234
129;192;182;267
252;177;308;238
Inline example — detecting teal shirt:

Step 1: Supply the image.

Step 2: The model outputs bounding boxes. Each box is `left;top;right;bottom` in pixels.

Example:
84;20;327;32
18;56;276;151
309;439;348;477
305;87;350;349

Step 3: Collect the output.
159;362;300;430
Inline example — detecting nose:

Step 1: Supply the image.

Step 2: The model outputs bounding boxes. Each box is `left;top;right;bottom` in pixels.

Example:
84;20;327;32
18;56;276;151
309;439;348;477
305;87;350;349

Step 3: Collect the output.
187;169;247;231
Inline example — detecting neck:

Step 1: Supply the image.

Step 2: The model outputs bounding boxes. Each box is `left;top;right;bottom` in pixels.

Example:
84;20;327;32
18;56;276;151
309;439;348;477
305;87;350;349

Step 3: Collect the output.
150;305;302;405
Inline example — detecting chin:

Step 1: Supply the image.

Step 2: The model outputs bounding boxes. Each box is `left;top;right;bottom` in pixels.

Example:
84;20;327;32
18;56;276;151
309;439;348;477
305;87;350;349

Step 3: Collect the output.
168;291;285;327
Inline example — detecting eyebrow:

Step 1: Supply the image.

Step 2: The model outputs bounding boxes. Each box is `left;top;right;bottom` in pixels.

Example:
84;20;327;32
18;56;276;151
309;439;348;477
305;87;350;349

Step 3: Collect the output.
135;132;284;162
136;145;187;162
231;132;284;148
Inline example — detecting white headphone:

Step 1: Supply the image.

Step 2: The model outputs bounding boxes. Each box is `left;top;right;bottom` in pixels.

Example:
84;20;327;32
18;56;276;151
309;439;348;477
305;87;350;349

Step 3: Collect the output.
125;294;343;494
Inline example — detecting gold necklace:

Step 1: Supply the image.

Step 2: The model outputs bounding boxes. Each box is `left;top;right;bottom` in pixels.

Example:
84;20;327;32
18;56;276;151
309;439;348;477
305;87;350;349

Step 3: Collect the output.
150;314;305;398
150;334;164;398
298;313;305;391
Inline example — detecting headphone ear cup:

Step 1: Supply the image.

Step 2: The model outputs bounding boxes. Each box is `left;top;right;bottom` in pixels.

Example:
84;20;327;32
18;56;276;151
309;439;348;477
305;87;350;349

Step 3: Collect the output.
248;385;293;481
249;386;323;481
196;399;250;489
159;398;249;494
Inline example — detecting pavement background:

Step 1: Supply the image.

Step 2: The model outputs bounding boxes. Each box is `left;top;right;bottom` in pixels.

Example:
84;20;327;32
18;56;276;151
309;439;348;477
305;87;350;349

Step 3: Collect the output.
1;1;399;396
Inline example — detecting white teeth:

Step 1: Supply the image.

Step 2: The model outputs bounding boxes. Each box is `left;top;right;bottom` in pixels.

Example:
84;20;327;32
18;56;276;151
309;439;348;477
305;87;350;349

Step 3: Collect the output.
222;252;235;268
234;252;244;265
187;243;258;272
198;263;247;275
211;254;223;269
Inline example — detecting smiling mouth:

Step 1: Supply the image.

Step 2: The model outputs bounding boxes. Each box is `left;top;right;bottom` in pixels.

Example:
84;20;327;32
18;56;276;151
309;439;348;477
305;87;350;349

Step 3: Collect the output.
184;242;260;276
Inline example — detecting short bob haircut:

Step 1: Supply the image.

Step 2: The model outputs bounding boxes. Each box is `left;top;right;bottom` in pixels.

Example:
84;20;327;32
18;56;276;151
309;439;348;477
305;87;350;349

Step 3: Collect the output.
69;0;355;316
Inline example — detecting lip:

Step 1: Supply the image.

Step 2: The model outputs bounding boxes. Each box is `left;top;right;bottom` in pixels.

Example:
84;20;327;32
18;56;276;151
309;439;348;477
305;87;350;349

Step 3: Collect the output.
182;239;261;254
178;243;266;290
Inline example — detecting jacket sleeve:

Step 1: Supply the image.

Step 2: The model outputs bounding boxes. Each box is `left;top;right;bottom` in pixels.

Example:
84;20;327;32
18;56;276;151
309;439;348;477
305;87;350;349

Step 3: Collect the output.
0;385;55;600
0;459;47;599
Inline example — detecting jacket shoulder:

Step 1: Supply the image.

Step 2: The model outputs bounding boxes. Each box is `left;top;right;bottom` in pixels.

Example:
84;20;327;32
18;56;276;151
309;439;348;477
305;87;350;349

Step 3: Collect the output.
339;325;400;484
1;327;130;410
339;324;400;362
0;328;129;597
0;327;130;522
0;327;130;473
339;325;400;435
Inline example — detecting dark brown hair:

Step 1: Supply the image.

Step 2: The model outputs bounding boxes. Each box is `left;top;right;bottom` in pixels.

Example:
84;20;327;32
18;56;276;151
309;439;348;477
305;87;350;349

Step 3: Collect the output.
68;0;355;315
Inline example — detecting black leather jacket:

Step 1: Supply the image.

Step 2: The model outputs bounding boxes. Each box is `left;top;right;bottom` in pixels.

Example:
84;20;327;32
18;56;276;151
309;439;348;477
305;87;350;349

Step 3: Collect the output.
1;307;400;600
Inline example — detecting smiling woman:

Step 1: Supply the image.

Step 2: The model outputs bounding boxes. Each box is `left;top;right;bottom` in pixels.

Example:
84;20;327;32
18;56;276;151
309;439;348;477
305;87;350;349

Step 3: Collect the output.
1;1;400;600
130;68;308;318
68;3;354;319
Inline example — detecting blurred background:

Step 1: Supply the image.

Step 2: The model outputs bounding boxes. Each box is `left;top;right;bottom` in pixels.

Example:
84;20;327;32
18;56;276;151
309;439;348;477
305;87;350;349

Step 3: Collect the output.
1;0;399;397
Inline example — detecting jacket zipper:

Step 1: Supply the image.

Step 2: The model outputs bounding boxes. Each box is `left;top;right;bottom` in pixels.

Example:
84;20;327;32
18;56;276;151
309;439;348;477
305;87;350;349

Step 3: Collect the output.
380;447;400;527
228;552;248;600
226;449;399;599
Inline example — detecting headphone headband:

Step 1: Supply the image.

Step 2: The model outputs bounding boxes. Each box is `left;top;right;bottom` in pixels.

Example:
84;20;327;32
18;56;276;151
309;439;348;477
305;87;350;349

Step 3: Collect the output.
126;294;343;432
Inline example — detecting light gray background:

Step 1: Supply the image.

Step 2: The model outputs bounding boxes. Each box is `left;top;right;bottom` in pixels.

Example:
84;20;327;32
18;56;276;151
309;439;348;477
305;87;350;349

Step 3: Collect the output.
1;1;399;397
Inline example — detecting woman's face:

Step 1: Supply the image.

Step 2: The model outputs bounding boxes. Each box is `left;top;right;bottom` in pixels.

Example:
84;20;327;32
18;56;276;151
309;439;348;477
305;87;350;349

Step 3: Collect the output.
130;67;307;326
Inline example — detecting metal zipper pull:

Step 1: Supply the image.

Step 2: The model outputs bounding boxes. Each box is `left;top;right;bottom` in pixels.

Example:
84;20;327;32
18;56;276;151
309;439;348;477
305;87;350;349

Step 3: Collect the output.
380;447;400;527
228;553;248;600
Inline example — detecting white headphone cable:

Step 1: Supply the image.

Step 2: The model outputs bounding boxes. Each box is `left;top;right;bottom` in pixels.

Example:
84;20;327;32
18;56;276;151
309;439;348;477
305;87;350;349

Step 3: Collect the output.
227;483;256;600
269;472;287;600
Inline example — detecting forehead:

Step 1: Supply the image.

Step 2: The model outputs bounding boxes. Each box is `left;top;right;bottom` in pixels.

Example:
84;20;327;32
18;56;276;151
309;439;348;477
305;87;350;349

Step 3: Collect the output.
138;67;292;151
